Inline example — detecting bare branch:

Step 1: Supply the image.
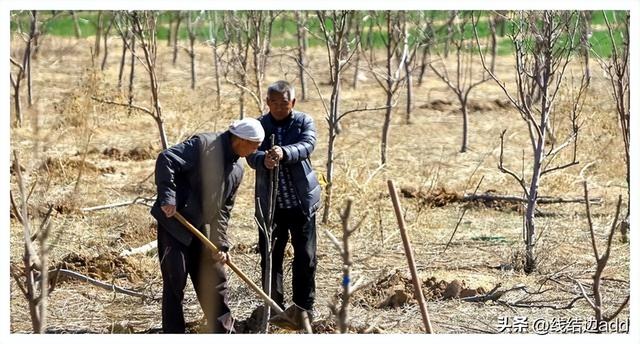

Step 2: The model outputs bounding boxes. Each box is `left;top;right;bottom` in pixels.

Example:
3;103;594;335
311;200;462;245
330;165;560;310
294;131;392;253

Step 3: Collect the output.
582;181;599;260
324;229;343;255
498;130;528;197
47;269;150;299
91;96;154;116
443;176;484;253
604;295;630;322
80;196;156;212
572;278;597;311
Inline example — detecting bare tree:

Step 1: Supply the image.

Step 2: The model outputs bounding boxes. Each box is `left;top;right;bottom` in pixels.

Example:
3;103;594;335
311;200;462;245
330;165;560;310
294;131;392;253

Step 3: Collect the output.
315;11;388;224
10;152;55;333
100;12;114;71
172;11;184;66
325;199;366;333
416;12;436;86
368;11;409;165
223;11;255;118
400;11;420;124
116;17;131;88
594;10;629;241
127;11;168;148
185;11;203;90
10;10;38;127
247;10;277;111
487;12;500;73
443;11;458;58
430;11;490;153
295;11;308;100
474;11;587;273
575;182;629;330
92;11;104;60
207;11;228;108
99;11;169;150
127;30;136;113
70;10;82;38
317;10;352;224
579;11;593;82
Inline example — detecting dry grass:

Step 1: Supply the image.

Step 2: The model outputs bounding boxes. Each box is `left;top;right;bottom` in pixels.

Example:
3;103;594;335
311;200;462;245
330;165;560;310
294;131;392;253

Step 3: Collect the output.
9;35;629;334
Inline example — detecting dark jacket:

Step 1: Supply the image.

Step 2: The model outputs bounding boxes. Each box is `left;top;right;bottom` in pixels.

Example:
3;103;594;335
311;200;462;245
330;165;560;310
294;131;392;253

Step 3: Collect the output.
150;131;243;251
247;111;321;222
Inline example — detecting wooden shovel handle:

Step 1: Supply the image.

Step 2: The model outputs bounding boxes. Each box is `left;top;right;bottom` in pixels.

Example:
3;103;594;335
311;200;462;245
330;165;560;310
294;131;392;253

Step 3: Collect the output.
173;212;284;315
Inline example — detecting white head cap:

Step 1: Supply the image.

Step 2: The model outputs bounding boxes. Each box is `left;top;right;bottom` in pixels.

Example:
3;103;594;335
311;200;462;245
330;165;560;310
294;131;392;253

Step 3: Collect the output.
229;118;265;143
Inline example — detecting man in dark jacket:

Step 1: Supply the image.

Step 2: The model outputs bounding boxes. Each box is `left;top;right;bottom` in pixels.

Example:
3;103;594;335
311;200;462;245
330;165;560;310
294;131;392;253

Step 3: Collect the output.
247;80;321;316
151;118;264;333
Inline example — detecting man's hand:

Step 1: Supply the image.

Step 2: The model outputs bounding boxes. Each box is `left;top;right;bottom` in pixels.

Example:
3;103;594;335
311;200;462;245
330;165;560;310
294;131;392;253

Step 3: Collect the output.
212;251;229;264
264;146;283;169
161;204;176;218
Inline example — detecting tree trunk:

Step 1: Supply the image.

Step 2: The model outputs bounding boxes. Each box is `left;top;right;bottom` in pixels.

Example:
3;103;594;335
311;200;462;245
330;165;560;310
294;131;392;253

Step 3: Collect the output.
381;93;392;165
101;16;113;71
417;44;429;86
489;14;497;73
212;43;221;108
338;226;351;333
581;11;592;82
117;32;128;87
401;12;412;123
128;34;136;115
322;79;340;224
27;10;37;107
167;13;175;47
444;11;457;58
12;75;23;127
524;105;548;274
37;233;48;333
351;15;361;90
172;14;182;65
94;11;103;59
295;11;307;100
380;12;393;166
71;10;82;38
459;99;468;153
238;26;249;119
524;133;545;273
189;34;196;89
252;13;265;111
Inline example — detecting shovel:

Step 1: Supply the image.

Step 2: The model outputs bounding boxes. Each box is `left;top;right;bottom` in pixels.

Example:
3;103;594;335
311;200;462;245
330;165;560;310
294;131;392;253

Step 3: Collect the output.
173;212;310;332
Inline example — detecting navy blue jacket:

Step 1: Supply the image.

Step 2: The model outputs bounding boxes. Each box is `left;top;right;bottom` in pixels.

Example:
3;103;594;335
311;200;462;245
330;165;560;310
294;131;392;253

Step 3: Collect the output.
247;111;321;223
150;131;243;251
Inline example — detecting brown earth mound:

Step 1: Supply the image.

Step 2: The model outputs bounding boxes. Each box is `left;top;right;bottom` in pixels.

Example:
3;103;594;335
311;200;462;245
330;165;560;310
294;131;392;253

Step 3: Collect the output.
55;251;143;283
351;270;486;309
40;156;113;174
401;186;461;207
419;99;511;112
231;242;259;255
102;146;156;161
401;186;523;212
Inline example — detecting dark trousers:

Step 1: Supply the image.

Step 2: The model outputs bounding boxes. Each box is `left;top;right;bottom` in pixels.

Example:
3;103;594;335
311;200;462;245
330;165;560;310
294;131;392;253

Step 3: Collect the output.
157;224;234;333
258;207;317;310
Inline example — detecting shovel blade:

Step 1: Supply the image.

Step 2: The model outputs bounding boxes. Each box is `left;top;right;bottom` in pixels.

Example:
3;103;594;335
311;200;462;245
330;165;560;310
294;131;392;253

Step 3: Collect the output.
268;304;311;332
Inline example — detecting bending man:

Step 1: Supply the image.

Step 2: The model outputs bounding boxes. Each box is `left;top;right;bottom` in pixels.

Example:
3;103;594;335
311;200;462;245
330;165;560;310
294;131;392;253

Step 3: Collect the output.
151;118;264;333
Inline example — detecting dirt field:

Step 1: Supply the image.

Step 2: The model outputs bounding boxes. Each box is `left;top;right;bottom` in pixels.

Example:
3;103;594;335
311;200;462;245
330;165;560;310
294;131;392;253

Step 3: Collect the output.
9;34;630;334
